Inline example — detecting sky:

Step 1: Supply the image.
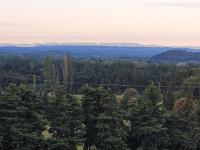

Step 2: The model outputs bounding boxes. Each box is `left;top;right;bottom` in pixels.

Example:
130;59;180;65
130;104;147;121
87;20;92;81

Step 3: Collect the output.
0;0;200;46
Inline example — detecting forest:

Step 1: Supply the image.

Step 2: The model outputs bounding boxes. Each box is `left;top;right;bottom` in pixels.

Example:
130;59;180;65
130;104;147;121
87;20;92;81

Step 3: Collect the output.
0;54;200;150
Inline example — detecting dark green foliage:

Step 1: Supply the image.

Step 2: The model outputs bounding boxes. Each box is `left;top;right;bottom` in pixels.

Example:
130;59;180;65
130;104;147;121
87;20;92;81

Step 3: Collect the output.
48;86;85;150
181;75;200;100
43;55;57;90
167;112;200;150
0;56;43;88
129;83;169;150
0;84;46;150
82;86;127;150
74;59;177;89
0;55;199;93
0;56;200;150
164;85;175;111
81;85;98;148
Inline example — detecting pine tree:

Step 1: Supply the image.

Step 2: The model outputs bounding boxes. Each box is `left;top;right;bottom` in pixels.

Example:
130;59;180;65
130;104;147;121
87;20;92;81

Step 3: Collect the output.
48;86;85;150
121;88;139;148
81;85;98;148
48;86;71;149
129;83;169;150
68;95;85;149
0;84;46;150
82;86;127;150
94;87;127;150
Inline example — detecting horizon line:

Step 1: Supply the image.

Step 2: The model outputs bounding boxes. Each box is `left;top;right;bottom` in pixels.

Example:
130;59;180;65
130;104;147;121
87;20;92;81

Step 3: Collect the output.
0;42;200;49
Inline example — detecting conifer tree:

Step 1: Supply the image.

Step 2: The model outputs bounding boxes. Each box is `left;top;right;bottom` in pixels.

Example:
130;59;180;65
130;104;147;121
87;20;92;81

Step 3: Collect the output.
68;95;85;149
0;84;46;150
81;85;98;148
94;87;127;150
82;86;127;150
48;86;85;149
129;83;169;150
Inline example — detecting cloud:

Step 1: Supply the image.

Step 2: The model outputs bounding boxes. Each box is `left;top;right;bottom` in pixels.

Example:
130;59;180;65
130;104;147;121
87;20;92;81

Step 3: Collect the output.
133;1;200;8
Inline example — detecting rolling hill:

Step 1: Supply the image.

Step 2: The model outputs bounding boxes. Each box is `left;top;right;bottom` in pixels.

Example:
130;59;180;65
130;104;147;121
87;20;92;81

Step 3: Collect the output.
151;50;200;63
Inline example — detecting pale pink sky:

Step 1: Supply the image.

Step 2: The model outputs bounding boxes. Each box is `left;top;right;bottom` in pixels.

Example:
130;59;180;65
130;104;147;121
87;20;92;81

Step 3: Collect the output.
0;0;200;46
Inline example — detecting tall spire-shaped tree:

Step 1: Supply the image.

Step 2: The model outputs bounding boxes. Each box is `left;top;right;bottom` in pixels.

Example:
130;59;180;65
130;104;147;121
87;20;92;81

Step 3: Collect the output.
82;85;127;150
129;83;169;150
63;54;74;92
48;86;85;149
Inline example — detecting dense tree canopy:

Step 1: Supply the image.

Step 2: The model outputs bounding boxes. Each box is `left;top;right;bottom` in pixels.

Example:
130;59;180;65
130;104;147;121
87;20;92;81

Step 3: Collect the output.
0;55;199;150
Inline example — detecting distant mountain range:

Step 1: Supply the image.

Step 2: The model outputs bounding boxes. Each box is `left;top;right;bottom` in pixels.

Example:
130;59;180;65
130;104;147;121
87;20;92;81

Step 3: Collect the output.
0;44;199;62
0;43;164;47
0;44;174;58
151;50;200;63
